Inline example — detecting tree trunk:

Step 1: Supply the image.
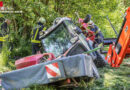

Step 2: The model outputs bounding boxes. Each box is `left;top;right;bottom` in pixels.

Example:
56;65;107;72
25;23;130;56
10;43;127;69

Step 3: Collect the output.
54;0;65;15
45;0;49;5
124;0;126;7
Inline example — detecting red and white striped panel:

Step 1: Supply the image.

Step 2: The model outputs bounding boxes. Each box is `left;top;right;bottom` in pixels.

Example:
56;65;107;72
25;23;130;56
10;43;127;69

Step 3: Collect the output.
45;62;61;79
0;7;5;10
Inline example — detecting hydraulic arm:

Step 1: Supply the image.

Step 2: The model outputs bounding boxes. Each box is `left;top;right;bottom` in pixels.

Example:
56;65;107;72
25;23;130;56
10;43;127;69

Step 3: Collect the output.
105;7;130;67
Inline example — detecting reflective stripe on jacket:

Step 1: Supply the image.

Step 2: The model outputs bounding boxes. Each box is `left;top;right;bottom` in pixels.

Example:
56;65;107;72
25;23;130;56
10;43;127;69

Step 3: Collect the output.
0;35;8;42
31;22;44;43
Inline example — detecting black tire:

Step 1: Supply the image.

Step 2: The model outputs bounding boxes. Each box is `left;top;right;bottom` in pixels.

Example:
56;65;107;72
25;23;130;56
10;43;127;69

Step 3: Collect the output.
94;51;107;68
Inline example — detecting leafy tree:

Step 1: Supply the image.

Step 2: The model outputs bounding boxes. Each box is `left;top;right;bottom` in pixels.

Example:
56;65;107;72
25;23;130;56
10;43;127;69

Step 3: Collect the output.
0;0;129;65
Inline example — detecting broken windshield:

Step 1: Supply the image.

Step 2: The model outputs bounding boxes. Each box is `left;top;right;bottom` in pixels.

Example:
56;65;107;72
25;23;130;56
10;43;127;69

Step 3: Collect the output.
41;22;72;57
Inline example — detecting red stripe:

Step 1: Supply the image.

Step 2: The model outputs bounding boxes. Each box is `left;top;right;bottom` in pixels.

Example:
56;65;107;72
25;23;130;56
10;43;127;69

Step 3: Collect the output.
45;66;58;77
52;63;59;68
0;1;3;7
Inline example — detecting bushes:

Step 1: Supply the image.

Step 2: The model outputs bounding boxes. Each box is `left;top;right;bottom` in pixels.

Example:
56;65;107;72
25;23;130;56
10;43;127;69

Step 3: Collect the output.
0;0;128;65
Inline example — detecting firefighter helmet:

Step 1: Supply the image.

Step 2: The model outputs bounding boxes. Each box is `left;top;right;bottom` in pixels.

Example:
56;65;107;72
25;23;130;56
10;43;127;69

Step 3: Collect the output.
83;14;91;23
38;17;46;24
53;17;62;25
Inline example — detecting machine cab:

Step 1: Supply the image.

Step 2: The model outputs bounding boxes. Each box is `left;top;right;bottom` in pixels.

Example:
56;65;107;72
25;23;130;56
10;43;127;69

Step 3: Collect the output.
40;17;90;57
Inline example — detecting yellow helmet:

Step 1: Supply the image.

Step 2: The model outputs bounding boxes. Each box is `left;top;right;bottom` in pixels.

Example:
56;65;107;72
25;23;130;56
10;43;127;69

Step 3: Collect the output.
38;17;46;24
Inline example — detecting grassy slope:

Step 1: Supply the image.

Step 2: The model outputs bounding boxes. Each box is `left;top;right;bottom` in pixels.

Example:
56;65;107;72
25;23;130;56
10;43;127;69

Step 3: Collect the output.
92;58;130;89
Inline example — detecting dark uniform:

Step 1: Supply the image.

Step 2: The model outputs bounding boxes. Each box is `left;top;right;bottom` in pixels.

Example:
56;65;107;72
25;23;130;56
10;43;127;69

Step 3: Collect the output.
0;22;9;48
31;22;44;54
1;22;9;35
90;25;104;44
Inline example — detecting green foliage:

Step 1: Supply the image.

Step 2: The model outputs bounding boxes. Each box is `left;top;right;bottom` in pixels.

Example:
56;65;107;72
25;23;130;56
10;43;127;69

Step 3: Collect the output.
1;0;61;63
0;0;128;63
9;29;32;58
0;41;11;66
23;85;56;90
0;0;130;89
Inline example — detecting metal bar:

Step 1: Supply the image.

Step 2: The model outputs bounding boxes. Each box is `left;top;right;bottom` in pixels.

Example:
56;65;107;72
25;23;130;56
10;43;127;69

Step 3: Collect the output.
106;16;118;37
84;43;103;54
75;12;80;19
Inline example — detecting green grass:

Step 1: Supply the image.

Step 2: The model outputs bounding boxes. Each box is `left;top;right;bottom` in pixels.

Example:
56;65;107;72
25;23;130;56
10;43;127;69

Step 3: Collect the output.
91;58;130;89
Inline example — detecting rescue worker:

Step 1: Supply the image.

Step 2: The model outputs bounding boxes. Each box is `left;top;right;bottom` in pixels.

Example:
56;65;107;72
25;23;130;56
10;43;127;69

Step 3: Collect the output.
83;14;104;43
83;14;104;53
0;19;11;49
88;20;104;45
83;14;91;23
1;19;11;35
31;17;46;54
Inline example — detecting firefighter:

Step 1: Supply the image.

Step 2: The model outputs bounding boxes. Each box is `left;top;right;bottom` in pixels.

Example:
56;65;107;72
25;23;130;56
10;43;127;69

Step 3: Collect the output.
1;19;11;35
83;14;91;23
31;17;46;54
88;20;104;45
0;19;11;49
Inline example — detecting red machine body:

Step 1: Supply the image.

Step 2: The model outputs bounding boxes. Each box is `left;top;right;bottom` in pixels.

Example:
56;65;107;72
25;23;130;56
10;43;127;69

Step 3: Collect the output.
105;7;130;67
15;53;56;69
78;18;95;41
